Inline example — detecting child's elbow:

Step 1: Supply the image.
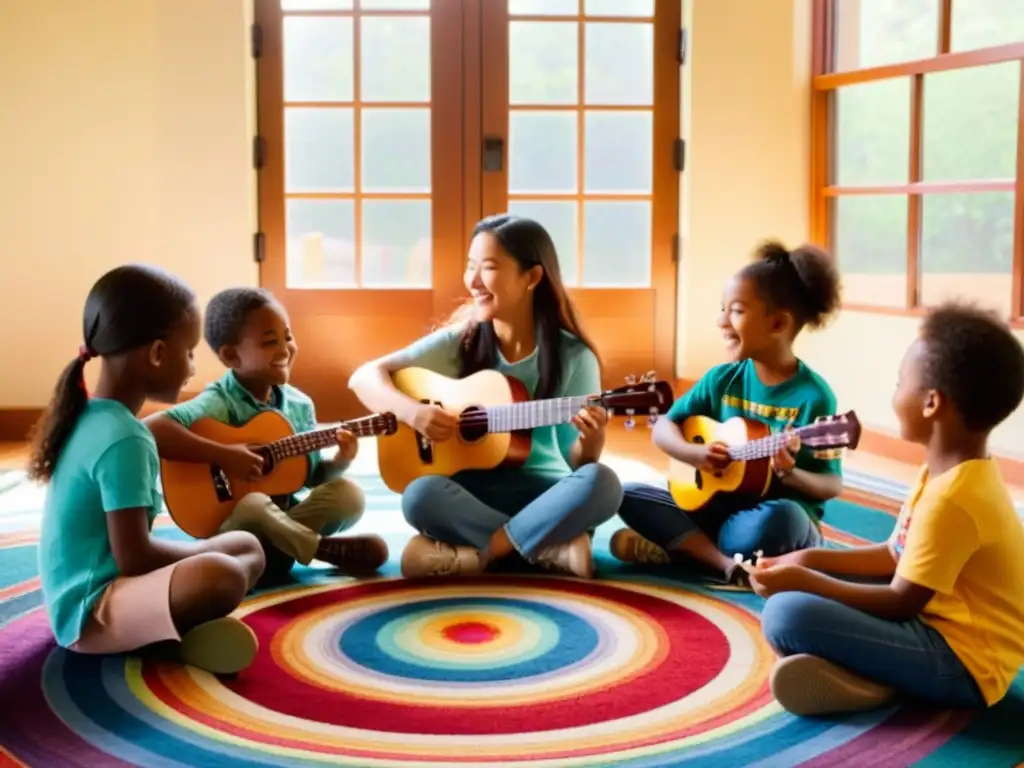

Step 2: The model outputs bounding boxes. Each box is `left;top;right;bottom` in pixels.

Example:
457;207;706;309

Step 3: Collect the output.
820;473;844;500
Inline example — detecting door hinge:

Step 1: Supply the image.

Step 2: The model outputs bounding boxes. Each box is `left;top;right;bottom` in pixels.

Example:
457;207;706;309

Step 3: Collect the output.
253;135;266;169
673;138;686;172
253;231;265;263
251;22;263;59
678;28;688;65
671;233;681;264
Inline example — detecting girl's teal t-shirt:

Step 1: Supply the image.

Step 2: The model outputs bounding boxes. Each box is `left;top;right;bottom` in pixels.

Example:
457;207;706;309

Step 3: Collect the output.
38;399;163;648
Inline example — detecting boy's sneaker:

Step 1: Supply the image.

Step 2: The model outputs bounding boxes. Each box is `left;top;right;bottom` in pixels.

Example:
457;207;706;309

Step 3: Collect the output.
534;533;595;578
400;534;483;578
316;534;389;574
180;616;258;675
769;654;897;716
609;528;671;565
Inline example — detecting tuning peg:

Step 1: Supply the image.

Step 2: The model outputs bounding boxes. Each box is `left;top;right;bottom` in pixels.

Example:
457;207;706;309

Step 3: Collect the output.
642;370;656;383
624;416;636;430
647;414;658;428
624;374;636;385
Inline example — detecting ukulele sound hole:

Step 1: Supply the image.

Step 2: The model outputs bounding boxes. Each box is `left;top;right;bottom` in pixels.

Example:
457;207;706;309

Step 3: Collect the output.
209;466;234;503
459;405;488;442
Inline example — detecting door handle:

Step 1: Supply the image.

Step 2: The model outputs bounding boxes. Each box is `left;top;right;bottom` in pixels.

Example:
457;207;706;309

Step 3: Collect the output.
483;136;504;172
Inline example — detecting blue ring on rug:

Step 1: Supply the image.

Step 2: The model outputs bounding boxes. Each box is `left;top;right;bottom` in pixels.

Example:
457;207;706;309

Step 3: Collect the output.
374;603;561;670
337;596;599;683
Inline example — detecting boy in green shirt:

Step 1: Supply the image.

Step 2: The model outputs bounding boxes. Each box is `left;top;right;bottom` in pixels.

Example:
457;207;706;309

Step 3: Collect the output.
147;288;388;582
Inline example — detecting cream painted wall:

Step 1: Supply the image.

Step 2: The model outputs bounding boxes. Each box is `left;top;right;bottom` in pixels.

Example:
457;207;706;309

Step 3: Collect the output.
677;0;1023;458
0;0;258;407
678;0;813;377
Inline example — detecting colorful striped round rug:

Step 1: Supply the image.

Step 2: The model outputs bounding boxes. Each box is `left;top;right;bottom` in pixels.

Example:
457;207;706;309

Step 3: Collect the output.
0;468;1021;767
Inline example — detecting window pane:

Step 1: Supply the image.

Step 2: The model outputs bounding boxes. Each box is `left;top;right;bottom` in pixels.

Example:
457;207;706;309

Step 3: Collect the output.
360;0;429;9
282;0;351;9
507;201;579;285
585;0;653;17
923;62;1019;181
834;79;910;185
361;108;431;192
584;23;653;105
361;16;430;102
285;108;354;192
361;200;431;288
834;0;939;71
284;17;353;102
509;111;577;193
952;0;1024;51
286;199;356;288
584;111;652;193
509;0;578;14
510;22;578;105
920;192;1014;317
833;196;908;307
583;201;650;286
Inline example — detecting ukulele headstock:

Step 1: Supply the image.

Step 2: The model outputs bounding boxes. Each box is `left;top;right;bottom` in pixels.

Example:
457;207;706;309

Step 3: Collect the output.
806;410;862;451
601;372;675;430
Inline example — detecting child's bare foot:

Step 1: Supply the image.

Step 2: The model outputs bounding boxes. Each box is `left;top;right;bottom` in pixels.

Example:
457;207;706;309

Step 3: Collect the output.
316;534;389;574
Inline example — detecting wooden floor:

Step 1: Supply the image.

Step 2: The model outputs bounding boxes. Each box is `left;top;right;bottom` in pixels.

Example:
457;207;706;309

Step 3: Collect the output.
3;427;1023;505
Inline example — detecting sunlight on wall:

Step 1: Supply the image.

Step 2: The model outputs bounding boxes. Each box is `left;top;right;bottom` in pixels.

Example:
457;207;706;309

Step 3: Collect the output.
0;0;258;406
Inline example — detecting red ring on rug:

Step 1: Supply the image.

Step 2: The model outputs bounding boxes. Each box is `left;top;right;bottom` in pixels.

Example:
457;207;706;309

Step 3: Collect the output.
202;577;730;735
442;620;500;644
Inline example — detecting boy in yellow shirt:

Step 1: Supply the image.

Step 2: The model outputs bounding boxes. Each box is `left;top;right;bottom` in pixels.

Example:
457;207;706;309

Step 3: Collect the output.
750;302;1024;716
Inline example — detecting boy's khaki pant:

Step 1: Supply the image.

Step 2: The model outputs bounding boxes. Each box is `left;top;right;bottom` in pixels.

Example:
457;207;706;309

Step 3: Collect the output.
219;477;366;566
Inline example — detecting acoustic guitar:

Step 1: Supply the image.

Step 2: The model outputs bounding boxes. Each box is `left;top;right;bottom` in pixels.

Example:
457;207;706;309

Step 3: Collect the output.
161;409;398;538
668;411;861;513
376;367;675;493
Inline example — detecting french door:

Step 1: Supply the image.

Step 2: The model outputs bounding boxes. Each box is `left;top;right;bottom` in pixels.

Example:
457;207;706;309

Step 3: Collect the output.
256;0;680;420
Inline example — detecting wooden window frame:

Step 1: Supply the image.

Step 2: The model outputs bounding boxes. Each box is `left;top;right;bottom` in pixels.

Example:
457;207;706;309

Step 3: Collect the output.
810;0;1024;327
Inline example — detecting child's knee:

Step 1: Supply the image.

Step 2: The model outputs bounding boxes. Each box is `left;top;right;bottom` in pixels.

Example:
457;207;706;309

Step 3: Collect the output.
578;462;623;513
179;552;251;611
231;492;275;525
760;592;822;653
317;478;366;524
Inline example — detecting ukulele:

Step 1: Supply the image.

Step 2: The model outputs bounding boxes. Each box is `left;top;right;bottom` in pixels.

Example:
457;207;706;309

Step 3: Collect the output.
161;409;398;538
376;367;675;493
668;411;861;513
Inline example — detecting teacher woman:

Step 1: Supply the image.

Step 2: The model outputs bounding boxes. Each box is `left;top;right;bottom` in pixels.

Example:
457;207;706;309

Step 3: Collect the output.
349;214;622;579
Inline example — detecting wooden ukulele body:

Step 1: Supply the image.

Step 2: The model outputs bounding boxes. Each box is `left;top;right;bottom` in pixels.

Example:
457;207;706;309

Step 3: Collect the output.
668;415;774;512
377;367;532;493
161;410;312;538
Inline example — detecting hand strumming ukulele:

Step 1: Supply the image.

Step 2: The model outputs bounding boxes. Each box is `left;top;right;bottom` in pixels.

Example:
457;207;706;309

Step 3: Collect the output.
668;411;861;513
376;367;675;493
161;410;398;538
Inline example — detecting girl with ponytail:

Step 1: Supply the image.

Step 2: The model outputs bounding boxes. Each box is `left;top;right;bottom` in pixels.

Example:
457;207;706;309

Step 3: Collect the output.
33;264;265;675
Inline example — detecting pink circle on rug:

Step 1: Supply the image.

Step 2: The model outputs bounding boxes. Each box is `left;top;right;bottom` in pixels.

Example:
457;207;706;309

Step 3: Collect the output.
441;621;500;644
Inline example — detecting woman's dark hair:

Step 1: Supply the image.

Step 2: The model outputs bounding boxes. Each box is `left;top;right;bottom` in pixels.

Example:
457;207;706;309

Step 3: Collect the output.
741;240;842;333
28;264;196;482
454;213;601;400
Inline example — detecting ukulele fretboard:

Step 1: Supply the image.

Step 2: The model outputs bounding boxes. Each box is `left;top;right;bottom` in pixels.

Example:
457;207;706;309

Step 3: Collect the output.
267;418;391;461
484;396;595;432
727;422;851;461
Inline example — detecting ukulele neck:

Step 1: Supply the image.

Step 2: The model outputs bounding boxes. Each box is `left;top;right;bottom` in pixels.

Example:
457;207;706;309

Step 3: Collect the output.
482;395;596;432
265;418;382;462
727;423;812;462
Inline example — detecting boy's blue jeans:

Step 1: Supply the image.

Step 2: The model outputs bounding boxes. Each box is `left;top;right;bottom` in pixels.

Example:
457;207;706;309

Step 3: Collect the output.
762;592;986;707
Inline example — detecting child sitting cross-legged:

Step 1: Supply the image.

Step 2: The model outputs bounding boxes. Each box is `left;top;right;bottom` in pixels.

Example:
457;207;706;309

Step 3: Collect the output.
147;288;388;584
753;302;1024;716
